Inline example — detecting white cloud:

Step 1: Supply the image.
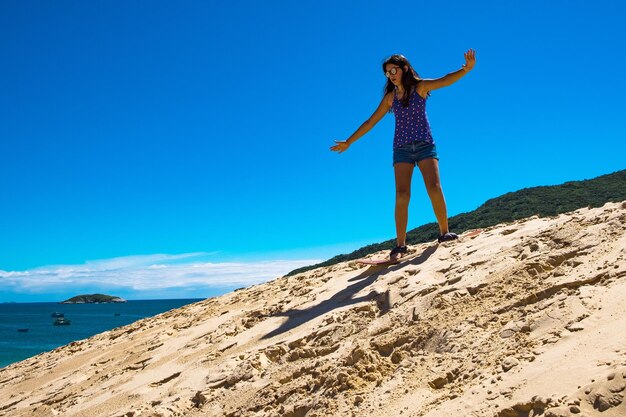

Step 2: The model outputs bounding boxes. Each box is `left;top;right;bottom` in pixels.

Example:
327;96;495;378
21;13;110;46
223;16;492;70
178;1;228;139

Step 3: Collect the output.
0;253;320;296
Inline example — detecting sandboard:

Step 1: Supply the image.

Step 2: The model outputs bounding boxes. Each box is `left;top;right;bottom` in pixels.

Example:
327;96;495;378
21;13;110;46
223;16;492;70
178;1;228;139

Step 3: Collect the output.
356;257;402;266
462;228;483;238
356;245;432;266
356;231;481;266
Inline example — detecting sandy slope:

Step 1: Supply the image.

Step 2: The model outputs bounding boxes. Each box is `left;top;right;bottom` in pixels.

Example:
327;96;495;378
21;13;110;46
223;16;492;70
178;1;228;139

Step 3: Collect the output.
1;201;625;417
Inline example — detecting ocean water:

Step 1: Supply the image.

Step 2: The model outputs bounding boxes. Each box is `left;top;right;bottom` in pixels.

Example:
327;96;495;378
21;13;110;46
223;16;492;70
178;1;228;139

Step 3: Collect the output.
0;299;204;369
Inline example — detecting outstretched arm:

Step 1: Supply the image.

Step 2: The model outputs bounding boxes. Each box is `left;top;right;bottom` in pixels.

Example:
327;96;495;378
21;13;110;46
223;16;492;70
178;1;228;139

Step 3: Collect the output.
330;92;393;153
417;49;476;97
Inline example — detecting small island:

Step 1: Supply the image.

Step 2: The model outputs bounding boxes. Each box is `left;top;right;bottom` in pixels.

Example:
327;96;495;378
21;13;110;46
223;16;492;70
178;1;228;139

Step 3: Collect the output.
60;294;127;304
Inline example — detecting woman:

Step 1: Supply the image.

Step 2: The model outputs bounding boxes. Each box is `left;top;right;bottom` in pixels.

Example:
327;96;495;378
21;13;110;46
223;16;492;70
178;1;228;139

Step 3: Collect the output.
330;50;476;261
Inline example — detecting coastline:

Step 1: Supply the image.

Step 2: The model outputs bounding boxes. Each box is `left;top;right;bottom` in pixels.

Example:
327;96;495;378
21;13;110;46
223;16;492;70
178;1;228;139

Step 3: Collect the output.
1;203;624;416
0;298;205;369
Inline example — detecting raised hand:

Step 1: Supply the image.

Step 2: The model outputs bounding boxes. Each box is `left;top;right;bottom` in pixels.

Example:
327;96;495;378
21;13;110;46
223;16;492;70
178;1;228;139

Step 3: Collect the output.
463;49;476;72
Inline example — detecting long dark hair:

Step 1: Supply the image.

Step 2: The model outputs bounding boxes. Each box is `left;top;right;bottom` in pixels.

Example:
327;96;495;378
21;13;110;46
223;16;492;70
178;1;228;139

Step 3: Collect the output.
382;54;426;108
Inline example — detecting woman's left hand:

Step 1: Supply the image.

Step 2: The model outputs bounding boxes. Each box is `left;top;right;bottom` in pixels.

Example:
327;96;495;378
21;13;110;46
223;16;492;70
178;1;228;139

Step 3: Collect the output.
463;49;476;72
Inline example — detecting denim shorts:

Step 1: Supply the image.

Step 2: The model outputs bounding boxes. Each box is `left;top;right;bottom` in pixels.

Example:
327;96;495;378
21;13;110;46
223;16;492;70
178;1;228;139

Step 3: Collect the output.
392;141;439;166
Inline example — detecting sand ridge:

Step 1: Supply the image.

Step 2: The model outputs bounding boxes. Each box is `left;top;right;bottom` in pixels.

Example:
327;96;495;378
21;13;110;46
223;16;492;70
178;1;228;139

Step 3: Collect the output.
0;201;625;417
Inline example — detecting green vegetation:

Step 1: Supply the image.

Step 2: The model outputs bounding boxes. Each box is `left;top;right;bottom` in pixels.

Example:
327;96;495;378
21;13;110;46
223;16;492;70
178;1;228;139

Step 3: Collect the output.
287;169;626;276
60;294;127;304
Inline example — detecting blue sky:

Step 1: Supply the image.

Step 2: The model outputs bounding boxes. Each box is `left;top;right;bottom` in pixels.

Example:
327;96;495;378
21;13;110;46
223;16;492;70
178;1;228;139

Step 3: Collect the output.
1;1;625;302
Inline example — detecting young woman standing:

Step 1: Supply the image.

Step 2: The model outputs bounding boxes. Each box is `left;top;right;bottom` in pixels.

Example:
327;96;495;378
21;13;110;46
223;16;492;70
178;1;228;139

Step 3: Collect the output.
330;50;476;261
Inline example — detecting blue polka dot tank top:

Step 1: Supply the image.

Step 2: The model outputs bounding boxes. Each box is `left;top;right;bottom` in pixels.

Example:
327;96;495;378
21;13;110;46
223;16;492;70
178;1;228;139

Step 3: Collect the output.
392;87;434;148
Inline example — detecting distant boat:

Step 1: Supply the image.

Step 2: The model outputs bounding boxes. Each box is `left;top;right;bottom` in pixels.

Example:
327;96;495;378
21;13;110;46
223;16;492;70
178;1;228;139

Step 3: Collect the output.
17;328;29;332
114;313;121;316
53;318;71;325
51;312;64;318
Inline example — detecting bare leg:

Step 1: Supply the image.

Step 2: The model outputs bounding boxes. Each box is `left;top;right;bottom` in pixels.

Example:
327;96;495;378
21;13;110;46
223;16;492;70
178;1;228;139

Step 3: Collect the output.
417;158;449;235
394;162;414;247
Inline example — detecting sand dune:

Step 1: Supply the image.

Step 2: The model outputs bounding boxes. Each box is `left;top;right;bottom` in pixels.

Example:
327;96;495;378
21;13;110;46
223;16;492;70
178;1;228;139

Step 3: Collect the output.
1;201;625;417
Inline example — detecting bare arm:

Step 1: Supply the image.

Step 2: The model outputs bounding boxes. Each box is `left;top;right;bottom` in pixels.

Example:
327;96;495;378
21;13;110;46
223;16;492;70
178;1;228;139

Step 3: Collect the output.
330;92;393;153
417;49;476;97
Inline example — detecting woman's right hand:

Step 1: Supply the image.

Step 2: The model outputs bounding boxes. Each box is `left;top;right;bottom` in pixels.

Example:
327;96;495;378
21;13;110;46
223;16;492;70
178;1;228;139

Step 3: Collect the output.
330;140;350;153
